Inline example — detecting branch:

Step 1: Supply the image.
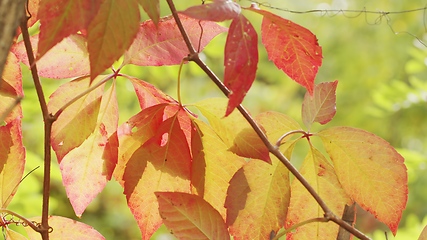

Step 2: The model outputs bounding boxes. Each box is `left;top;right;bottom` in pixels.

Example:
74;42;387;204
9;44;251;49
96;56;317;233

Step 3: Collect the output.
20;10;52;240
166;1;370;239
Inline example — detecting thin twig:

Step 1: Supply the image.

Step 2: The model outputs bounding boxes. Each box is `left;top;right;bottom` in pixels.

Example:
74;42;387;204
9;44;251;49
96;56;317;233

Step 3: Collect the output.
20;10;51;240
0;209;39;232
166;0;370;239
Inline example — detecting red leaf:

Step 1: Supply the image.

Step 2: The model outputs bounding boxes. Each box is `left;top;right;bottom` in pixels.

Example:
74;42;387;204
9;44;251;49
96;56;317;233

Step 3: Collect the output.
37;0;101;59
26;216;105;239
180;1;241;22
156;192;230;240
249;8;322;94
302;80;338;129
12;34;90;79
317;127;408;235
123;15;227;66
126;76;174;109
87;0;140;79
122;104;194;239
224;14;258;116
138;0;160;24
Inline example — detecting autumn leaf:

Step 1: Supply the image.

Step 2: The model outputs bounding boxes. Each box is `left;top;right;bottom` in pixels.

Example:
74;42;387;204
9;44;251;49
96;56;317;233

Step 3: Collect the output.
59;83;118;216
3;229;27;240
12;34;90;79
122;104;194;239
317;127;408;235
0;53;25;208
224;14;258;116
191;119;245;218
123;15;227;67
419;224;427;240
194;98;250;148
230;111;301;162
156;192;230;239
139;0;160;24
26;216;105;239
225;158;290;239
286;147;352;240
87;0;140;79
37;0;102;60
249;8;322;94
302;80;338;129
49;77;105;161
180;0;241;22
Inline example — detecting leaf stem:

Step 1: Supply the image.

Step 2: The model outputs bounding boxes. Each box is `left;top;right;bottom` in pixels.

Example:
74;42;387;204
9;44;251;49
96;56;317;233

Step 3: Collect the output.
53;74;114;119
177;59;185;105
0;209;40;232
20;11;51;240
166;1;370;239
275;129;308;147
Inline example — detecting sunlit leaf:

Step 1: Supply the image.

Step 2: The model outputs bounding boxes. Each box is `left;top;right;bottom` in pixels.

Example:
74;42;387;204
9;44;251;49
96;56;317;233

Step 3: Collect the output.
194;98;250;148
180;1;241;22
123;104;193;239
249;8;322;94
37;0;101;59
12;34;90;79
123;15;227;66
419;224;427;240
191;119;245;218
302;80;338;129
156;192;230;240
87;0;140;79
49;77;105;161
286;147;352;240
317;127;408;235
225;158;290;239
138;0;160;24
124;75;174;109
4;229;27;240
230;111;301;162
59;83;118;216
26;216;105;239
224;14;258;116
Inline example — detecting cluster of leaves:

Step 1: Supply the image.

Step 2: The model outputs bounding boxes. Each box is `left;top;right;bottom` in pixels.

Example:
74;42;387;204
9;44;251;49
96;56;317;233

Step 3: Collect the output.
0;0;409;239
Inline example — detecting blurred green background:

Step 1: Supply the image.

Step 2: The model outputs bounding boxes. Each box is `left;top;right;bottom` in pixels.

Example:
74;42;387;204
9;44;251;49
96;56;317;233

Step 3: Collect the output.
7;0;427;239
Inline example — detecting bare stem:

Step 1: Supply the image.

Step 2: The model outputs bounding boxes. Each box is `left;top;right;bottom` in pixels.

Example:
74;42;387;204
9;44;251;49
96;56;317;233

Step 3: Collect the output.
20;12;51;240
166;0;370;239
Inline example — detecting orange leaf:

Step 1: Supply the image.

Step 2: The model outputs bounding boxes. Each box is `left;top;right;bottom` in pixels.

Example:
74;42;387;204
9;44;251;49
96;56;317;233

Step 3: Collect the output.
12;34;90;79
26;216;105;239
286;147;352;240
138;0;160;24
87;0;140;79
123;105;193;239
249;8;322;94
191;119;245;218
123;15;227;67
180;1;241;22
302;80;338;129
224;14;258;116
317;127;408;235
37;0;101;59
156;192;230;239
59;83;118;216
225;158;290;239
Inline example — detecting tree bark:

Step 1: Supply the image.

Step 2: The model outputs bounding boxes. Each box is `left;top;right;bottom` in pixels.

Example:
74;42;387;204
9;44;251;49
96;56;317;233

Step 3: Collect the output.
0;0;27;77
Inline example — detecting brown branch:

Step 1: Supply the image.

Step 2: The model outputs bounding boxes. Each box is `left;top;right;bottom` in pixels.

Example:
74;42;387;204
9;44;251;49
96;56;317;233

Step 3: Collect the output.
0;0;27;78
166;0;370;239
20;10;52;240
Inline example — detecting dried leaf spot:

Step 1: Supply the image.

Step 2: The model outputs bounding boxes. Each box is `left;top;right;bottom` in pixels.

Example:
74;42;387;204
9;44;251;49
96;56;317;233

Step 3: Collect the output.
160;133;169;147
